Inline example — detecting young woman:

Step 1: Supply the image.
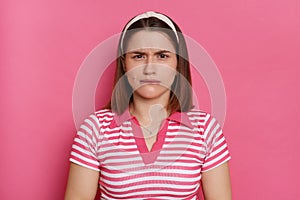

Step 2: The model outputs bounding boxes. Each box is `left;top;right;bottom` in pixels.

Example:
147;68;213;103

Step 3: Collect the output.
65;11;232;200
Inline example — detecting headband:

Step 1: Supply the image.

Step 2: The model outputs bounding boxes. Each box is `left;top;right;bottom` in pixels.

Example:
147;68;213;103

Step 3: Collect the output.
120;11;179;52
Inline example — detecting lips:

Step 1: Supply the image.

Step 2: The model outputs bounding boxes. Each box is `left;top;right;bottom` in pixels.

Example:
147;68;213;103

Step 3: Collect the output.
140;79;161;84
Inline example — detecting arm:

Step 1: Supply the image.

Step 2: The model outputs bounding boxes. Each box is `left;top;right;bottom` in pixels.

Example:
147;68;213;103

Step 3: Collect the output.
64;163;99;200
201;162;232;200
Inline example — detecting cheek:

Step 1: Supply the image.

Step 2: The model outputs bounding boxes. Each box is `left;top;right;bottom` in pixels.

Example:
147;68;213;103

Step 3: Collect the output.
166;57;178;71
124;59;134;72
125;68;141;89
159;67;177;88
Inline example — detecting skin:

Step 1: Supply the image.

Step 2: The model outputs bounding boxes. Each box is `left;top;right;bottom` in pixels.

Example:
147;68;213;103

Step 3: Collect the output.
125;30;178;151
124;30;178;106
202;163;232;200
65;164;99;200
64;30;232;200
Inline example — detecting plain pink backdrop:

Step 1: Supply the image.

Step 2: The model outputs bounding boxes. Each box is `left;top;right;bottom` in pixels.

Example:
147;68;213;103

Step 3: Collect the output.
1;0;300;199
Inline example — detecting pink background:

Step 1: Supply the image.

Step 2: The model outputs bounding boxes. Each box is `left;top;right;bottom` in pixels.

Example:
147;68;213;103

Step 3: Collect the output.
1;0;300;199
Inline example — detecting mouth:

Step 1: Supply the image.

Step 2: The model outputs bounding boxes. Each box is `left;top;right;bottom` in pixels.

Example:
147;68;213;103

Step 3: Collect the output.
140;79;161;84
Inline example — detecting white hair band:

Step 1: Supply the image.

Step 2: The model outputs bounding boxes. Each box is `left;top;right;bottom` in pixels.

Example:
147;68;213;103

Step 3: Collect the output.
120;11;179;52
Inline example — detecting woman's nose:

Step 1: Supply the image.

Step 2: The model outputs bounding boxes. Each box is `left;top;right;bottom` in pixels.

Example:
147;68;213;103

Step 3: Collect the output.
143;57;155;75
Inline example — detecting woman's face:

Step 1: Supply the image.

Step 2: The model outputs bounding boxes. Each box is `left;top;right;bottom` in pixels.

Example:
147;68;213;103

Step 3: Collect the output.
124;30;178;100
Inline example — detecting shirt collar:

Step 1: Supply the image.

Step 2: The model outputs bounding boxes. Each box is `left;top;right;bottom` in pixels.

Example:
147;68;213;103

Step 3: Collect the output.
109;108;193;129
109;108;132;129
167;111;193;129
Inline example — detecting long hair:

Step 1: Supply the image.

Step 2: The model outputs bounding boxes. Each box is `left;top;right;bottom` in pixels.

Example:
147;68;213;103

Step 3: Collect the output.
104;12;193;114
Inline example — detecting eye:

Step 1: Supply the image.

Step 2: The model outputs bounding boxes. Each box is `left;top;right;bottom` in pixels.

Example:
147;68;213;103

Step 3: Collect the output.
132;54;144;59
159;53;169;59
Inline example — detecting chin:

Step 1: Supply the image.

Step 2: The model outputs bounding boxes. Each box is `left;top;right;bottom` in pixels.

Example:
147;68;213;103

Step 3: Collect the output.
135;86;170;100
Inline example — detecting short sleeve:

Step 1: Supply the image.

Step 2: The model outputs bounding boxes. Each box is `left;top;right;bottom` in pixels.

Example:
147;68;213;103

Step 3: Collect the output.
69;114;101;171
202;114;231;172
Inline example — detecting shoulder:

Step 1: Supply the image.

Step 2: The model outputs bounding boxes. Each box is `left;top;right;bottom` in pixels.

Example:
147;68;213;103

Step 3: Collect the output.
185;109;222;133
79;109;115;128
93;109;115;121
186;109;211;124
94;109;115;118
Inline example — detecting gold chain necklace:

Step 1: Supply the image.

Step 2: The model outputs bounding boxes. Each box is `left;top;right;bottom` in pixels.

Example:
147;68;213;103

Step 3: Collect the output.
129;105;166;135
139;123;162;135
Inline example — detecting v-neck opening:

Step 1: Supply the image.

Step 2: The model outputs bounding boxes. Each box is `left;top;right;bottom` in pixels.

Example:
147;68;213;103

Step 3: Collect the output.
131;118;168;164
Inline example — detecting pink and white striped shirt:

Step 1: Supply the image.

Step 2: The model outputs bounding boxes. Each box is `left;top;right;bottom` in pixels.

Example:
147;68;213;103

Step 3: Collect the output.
70;109;231;200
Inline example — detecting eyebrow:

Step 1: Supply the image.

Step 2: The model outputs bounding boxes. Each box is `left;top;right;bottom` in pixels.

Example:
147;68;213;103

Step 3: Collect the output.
127;50;173;54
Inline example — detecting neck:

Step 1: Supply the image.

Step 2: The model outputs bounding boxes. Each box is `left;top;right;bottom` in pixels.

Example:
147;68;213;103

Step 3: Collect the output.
130;93;169;126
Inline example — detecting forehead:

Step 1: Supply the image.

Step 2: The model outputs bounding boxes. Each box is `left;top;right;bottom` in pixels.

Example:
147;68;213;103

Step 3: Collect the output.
125;30;176;53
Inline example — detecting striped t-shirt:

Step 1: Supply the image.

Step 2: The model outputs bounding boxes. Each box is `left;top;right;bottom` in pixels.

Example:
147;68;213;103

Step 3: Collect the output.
70;109;231;200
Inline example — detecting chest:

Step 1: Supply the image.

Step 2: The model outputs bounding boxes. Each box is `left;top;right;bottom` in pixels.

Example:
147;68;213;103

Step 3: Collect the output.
99;121;205;162
98;120;207;176
97;121;206;199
